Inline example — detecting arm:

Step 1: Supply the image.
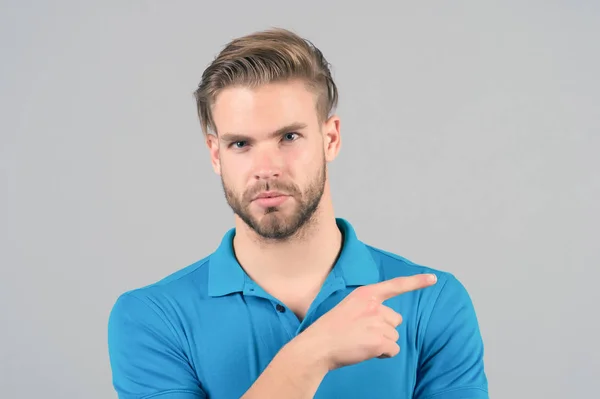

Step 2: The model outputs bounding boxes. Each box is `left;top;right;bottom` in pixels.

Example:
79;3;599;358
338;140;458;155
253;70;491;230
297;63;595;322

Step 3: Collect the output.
242;274;438;398
414;274;489;399
240;331;329;399
108;293;206;399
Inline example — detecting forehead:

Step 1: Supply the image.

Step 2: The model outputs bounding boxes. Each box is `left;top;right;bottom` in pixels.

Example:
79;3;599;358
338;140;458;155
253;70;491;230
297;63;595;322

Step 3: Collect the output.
211;80;319;136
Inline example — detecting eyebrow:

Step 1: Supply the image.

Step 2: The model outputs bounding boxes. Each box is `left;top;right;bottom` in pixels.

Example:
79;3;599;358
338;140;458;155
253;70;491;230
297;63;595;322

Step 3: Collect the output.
219;122;308;143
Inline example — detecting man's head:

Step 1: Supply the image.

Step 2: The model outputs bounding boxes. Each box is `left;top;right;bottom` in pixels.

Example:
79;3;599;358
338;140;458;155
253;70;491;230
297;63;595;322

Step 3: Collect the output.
194;28;341;240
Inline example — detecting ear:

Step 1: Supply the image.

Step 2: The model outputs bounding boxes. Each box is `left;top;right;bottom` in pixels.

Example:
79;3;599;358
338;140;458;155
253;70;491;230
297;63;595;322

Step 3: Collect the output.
205;134;222;175
322;115;341;162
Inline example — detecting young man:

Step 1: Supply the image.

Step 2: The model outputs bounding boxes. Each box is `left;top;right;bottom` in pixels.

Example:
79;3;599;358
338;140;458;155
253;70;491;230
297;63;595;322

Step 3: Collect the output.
108;28;489;399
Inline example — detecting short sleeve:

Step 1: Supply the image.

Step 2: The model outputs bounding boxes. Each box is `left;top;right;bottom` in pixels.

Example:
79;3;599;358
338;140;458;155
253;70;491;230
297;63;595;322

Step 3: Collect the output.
107;292;206;399
414;274;489;399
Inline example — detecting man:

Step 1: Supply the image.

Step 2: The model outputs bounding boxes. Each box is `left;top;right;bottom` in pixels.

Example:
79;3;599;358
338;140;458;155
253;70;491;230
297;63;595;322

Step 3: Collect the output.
108;28;489;399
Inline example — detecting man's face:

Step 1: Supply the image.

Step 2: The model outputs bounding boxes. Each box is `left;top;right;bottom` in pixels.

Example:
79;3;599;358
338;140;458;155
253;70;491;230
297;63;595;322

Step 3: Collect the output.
208;80;335;240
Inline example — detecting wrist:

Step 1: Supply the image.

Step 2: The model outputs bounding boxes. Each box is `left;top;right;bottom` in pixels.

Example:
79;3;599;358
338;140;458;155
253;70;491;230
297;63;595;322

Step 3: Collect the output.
241;331;329;398
285;329;332;375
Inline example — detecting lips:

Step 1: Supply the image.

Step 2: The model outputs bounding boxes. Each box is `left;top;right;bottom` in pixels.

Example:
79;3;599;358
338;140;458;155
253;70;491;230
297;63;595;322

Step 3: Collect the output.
252;192;290;207
254;191;286;200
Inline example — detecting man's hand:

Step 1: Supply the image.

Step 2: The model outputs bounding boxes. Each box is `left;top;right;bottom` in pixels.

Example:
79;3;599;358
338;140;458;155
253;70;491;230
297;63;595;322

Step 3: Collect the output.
297;273;438;371
241;273;437;399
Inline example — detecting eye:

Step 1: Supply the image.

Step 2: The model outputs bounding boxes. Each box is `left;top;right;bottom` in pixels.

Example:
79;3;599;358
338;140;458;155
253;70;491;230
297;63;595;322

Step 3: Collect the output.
231;141;247;149
282;132;299;142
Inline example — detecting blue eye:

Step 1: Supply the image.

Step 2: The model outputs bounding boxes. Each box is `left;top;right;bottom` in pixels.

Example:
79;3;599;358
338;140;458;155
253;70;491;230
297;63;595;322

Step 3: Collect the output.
232;141;247;148
283;132;298;141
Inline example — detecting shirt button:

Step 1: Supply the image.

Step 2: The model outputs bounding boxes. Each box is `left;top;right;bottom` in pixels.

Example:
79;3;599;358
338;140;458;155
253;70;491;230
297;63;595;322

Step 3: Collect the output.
276;304;286;313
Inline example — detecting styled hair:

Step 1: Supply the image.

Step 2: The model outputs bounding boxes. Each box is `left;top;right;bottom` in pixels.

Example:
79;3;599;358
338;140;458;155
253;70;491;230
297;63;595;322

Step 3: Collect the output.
193;27;338;136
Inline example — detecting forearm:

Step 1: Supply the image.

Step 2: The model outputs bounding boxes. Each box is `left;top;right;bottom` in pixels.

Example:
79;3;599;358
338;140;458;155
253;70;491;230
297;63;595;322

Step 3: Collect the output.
241;336;329;399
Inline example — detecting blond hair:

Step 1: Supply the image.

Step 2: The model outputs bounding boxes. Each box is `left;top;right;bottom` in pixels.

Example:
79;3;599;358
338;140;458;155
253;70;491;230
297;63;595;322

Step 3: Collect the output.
194;28;338;136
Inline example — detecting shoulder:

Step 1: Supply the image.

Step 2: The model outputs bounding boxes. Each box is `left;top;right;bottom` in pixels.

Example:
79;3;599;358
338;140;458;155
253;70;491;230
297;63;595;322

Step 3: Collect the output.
364;244;478;329
107;258;213;397
366;244;467;295
131;255;209;295
108;255;212;331
364;243;485;363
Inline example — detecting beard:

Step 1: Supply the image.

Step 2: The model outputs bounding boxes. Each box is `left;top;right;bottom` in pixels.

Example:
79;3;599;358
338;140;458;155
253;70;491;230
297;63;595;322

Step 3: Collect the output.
221;159;326;241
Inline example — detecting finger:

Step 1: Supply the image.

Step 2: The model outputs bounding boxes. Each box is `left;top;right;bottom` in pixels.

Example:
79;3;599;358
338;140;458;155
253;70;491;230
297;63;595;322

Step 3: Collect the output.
381;324;400;342
378;305;403;327
376;340;400;359
371;273;437;302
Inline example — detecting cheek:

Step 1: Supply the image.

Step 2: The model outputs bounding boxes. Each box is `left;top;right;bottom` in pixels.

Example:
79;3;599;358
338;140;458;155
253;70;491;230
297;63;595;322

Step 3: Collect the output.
221;154;252;185
287;143;322;177
284;147;308;176
302;140;324;165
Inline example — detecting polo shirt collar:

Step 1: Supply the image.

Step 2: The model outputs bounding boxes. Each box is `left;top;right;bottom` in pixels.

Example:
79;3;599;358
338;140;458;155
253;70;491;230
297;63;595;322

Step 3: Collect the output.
207;218;380;297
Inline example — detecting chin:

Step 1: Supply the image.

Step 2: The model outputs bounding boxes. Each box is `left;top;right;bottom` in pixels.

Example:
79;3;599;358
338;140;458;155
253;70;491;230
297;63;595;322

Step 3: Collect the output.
257;209;295;225
257;208;289;221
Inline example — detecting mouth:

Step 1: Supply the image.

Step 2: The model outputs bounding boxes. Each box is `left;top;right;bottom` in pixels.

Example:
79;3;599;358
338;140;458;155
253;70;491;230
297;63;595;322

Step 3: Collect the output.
252;192;290;207
254;191;287;200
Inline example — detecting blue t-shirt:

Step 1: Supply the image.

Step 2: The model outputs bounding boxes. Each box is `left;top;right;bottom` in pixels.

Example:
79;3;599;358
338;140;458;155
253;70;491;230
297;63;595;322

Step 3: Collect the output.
108;218;488;398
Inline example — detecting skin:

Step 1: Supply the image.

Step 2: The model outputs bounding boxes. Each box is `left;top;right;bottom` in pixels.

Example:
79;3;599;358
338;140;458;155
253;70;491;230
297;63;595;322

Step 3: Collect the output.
205;78;437;398
206;79;344;311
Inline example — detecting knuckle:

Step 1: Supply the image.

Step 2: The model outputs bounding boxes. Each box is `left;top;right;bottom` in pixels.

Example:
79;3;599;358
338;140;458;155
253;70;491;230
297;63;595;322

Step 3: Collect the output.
364;299;381;315
395;312;403;326
362;297;380;316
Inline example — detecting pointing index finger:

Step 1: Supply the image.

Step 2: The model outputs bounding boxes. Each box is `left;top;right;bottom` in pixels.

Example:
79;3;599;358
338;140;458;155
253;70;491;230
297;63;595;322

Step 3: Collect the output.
372;273;437;302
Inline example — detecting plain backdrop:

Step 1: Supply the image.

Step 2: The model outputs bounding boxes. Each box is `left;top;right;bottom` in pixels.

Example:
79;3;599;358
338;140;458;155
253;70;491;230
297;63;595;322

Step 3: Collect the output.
1;1;599;398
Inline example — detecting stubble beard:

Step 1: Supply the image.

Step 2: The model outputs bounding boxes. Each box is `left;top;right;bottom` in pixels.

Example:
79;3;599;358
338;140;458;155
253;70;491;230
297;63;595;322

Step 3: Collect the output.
221;160;327;241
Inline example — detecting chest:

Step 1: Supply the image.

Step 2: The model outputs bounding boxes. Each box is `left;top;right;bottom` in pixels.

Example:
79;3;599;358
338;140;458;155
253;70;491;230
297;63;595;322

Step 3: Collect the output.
187;294;419;399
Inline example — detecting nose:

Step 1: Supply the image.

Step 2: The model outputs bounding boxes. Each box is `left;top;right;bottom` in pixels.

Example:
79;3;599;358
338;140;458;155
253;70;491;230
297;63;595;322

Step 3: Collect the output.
253;145;282;181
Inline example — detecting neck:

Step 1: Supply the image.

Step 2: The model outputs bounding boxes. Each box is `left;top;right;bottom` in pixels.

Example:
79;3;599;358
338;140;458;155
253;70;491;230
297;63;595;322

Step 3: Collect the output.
232;199;342;286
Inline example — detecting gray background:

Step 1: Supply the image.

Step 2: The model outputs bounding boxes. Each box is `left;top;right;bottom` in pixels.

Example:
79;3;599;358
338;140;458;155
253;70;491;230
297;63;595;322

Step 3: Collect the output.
1;1;598;398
